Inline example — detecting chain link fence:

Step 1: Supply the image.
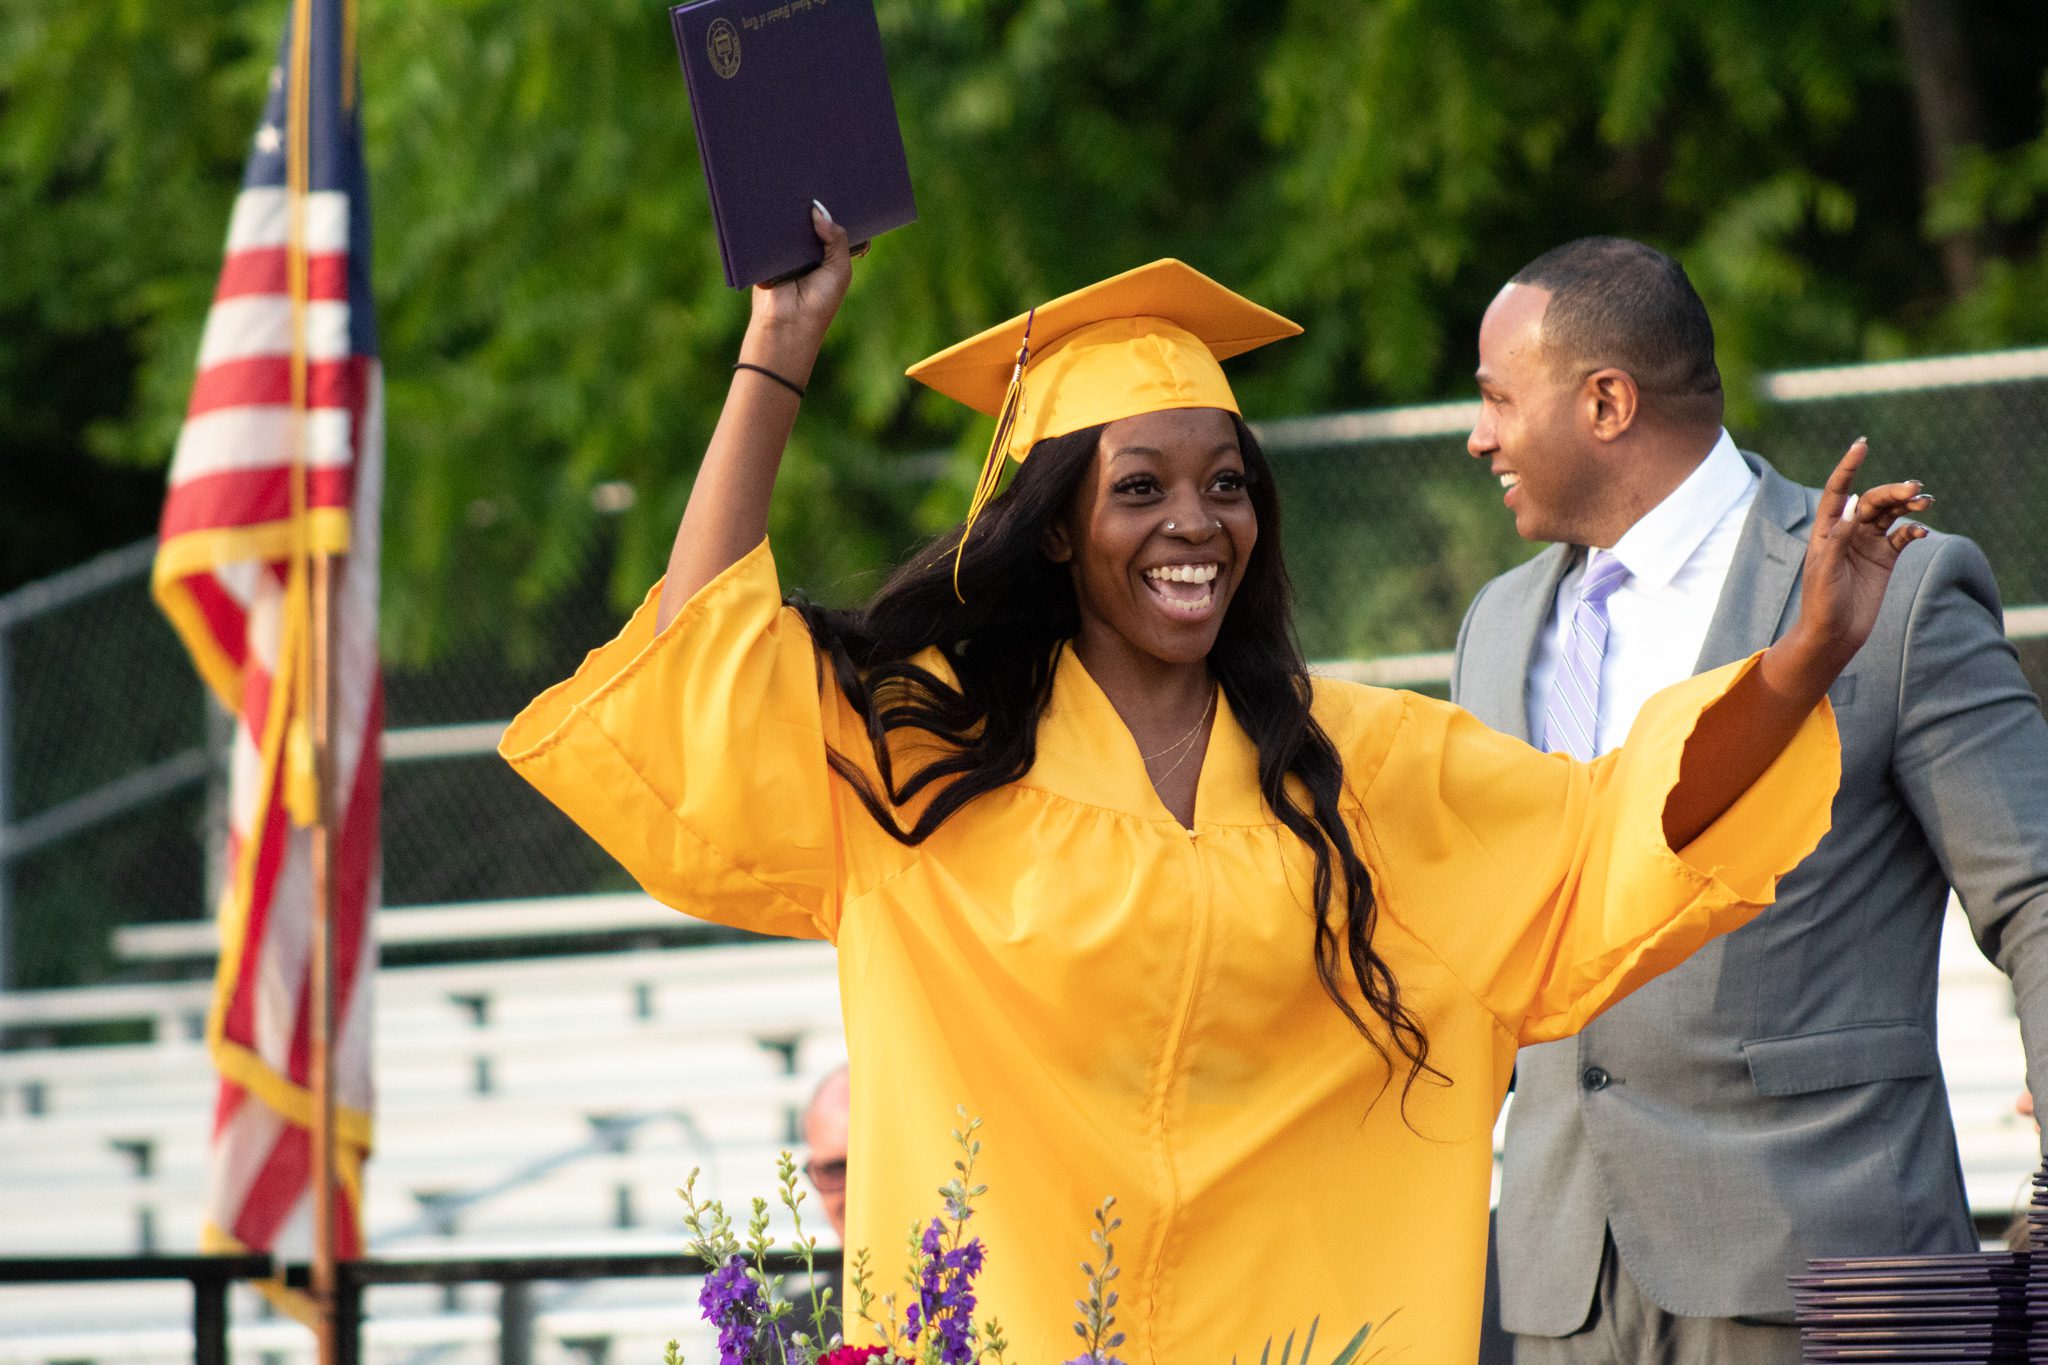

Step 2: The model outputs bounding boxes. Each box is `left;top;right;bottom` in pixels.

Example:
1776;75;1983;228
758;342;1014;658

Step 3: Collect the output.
0;544;213;993
4;348;2046;992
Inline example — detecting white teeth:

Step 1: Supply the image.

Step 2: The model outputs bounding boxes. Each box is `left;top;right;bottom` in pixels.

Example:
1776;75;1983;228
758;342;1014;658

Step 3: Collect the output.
1143;563;1220;584
1500;474;1519;490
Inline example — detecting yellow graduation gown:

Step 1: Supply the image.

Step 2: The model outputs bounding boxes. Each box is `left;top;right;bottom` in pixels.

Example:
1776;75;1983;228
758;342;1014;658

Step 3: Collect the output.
501;539;1840;1363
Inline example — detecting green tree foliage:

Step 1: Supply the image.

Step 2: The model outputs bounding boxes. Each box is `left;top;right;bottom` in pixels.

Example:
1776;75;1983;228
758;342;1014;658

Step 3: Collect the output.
2;0;2045;652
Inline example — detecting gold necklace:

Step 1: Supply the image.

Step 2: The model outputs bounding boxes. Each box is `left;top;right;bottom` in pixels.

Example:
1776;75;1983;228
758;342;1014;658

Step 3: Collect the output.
1141;688;1216;784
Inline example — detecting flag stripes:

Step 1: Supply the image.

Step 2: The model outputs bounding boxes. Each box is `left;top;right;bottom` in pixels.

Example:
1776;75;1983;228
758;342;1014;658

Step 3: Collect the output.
152;0;381;1306
216;250;352;303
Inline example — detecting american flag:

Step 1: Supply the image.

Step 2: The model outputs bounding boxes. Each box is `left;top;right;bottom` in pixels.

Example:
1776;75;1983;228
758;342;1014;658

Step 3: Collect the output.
152;0;380;1287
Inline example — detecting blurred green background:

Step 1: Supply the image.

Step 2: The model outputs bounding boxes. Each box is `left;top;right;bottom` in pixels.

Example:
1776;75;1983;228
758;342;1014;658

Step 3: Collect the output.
6;0;2048;645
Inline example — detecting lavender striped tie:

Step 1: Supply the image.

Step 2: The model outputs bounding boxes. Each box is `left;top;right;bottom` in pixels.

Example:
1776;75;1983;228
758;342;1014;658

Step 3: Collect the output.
1543;550;1631;761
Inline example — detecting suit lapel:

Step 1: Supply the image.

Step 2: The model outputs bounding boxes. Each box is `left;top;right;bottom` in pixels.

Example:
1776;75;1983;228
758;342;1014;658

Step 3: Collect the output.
1475;543;1577;743
1694;453;1812;671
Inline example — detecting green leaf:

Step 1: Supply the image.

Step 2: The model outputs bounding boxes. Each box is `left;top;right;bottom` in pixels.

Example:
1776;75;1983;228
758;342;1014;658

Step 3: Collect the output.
1325;1321;1376;1365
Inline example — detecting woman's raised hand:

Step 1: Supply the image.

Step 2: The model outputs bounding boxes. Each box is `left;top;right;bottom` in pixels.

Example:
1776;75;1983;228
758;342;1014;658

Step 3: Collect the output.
1786;438;1933;678
745;201;855;371
657;203;857;624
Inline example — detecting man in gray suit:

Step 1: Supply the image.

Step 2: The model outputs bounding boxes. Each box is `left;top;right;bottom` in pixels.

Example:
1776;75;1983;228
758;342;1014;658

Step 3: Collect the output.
1453;236;2048;1363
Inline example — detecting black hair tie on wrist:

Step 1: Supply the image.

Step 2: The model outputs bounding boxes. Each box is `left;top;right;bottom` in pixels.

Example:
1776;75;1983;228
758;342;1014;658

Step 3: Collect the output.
733;361;806;400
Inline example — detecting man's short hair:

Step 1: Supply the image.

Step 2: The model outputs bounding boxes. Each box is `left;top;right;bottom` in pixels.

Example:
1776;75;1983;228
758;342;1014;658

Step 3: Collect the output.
1511;237;1722;414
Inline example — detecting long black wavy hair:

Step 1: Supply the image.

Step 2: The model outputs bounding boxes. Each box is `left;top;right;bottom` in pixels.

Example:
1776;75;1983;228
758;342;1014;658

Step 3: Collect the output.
790;416;1441;1101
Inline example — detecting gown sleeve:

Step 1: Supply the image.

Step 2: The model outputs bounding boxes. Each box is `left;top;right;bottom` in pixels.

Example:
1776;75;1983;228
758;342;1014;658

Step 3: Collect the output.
1357;653;1842;1044
498;539;856;942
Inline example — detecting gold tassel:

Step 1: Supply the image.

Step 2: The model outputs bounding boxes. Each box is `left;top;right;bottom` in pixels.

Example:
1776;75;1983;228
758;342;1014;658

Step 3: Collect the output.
952;308;1034;602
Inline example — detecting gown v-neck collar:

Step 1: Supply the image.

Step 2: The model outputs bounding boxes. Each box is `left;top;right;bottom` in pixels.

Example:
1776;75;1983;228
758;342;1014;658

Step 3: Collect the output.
1019;645;1273;829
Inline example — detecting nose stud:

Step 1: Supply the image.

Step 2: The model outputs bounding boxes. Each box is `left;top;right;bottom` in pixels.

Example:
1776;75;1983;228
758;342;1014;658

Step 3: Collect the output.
1163;519;1223;534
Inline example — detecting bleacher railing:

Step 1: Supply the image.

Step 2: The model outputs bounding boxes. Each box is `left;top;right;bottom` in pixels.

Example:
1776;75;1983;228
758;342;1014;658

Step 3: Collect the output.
0;1249;840;1365
0;1254;267;1365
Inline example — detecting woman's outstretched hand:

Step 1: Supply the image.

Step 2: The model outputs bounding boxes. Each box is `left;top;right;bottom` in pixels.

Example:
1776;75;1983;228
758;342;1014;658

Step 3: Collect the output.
1777;438;1933;688
1664;438;1930;849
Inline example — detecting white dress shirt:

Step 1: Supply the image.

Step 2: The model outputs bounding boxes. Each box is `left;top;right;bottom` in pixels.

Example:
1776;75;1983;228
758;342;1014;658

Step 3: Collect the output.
1525;429;1760;757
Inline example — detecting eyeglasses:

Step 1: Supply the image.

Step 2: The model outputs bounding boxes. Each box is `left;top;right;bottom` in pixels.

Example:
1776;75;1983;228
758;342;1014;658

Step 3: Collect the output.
805;1157;848;1194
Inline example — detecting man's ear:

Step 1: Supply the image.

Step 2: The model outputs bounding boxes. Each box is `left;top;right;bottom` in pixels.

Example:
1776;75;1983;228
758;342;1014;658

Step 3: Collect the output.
1584;368;1640;443
1042;520;1073;564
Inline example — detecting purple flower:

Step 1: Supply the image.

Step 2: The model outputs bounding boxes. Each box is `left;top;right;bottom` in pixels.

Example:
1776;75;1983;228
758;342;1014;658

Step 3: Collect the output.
904;1219;986;1365
698;1255;772;1365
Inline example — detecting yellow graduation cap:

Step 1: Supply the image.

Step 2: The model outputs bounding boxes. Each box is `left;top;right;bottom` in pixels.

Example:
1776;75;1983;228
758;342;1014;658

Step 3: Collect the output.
907;259;1302;596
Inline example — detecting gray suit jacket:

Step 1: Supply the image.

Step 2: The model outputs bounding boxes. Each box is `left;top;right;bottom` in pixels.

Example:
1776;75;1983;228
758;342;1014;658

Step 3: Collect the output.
1451;452;2048;1332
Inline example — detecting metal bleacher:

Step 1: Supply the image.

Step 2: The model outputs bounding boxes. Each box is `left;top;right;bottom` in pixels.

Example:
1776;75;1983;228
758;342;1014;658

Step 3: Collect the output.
0;898;844;1363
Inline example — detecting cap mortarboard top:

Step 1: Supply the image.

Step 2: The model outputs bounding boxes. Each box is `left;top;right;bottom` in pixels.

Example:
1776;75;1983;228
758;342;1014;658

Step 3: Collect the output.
907;259;1302;458
906;260;1301;598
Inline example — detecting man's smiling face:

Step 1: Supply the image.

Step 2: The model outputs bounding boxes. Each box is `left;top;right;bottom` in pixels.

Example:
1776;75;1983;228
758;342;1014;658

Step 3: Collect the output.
1468;283;1611;546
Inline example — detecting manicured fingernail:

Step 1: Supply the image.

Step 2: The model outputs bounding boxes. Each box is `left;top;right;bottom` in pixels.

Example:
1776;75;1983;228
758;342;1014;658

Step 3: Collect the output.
1856;435;1869;444
812;198;834;224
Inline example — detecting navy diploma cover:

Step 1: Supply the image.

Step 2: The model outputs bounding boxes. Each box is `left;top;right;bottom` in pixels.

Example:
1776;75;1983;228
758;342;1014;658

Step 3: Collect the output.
670;0;917;288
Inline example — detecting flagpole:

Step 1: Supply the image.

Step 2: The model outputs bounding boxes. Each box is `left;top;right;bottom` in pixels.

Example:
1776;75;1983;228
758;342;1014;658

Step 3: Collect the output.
308;546;340;1365
278;0;341;1346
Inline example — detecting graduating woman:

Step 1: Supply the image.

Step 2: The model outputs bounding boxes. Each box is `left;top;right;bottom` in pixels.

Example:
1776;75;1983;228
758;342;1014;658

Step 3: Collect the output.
502;211;1929;1361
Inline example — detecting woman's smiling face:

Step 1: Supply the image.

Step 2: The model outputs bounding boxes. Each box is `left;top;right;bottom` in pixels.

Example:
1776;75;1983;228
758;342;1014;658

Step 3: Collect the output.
1044;406;1258;667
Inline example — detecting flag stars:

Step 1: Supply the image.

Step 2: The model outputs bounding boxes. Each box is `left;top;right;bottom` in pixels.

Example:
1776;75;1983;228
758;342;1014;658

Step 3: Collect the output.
255;124;282;154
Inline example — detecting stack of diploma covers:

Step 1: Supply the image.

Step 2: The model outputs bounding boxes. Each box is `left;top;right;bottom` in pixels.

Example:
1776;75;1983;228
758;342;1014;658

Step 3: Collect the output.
1790;1164;2048;1364
1792;1251;2029;1360
2031;1163;2048;1360
669;0;917;287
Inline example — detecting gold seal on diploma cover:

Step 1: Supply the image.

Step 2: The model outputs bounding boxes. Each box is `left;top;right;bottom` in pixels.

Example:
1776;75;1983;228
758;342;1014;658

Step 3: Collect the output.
708;18;741;78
